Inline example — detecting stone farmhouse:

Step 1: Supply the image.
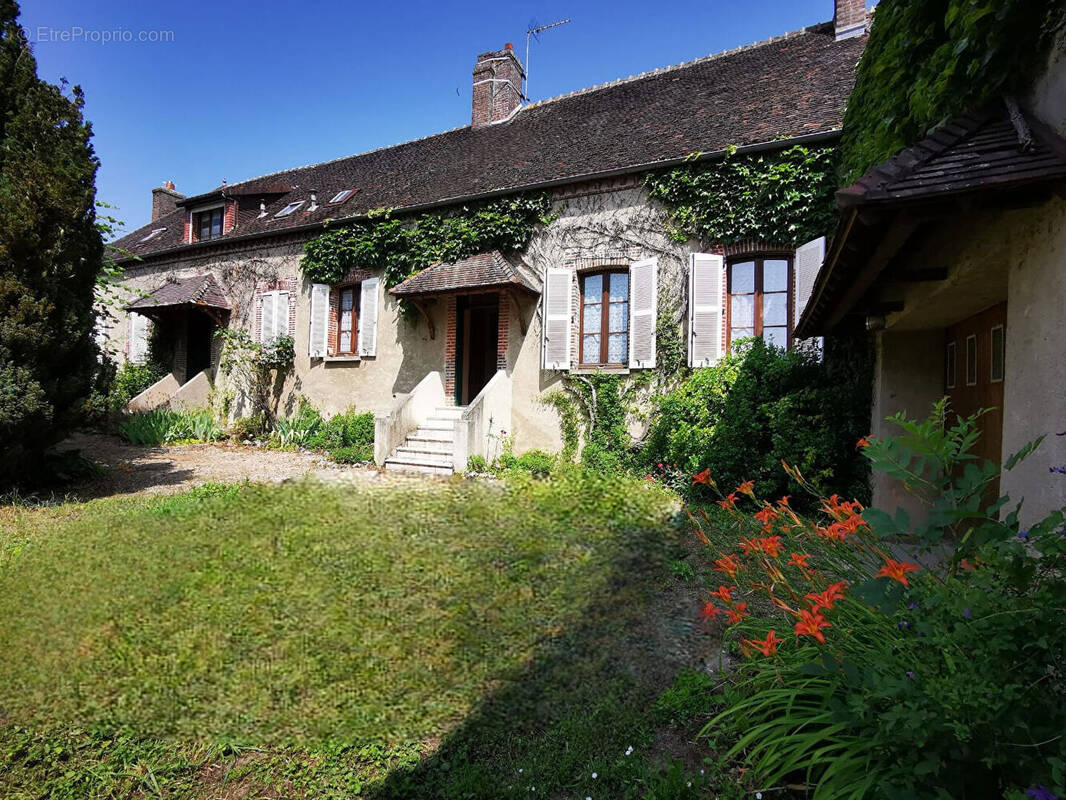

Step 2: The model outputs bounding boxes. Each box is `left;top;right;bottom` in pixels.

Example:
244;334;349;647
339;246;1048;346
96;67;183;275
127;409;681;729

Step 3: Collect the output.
105;1;868;473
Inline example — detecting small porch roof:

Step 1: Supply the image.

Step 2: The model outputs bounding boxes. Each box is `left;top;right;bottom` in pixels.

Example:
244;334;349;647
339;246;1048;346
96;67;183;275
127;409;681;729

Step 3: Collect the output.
127;273;231;315
389;251;541;298
796;100;1066;338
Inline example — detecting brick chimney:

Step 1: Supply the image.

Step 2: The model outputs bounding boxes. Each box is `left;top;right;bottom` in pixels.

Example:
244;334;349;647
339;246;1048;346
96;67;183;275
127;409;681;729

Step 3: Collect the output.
834;0;867;40
472;43;524;127
151;180;184;221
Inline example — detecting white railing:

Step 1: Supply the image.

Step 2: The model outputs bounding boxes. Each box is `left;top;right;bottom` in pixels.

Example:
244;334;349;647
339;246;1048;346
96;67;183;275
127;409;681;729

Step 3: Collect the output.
374;371;445;465
453;370;512;471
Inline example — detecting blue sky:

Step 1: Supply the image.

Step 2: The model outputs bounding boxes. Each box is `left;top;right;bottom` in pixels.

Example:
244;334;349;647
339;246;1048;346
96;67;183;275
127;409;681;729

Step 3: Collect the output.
22;0;874;235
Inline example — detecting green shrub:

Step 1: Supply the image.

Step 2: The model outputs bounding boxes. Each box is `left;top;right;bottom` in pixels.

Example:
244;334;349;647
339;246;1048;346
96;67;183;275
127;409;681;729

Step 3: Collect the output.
107;362;167;410
308;408;374;451
327;444;373;464
274;401;324;449
641;337;871;507
229;412;268;441
691;402;1066;799
117;408;222;446
506;450;556;478
466;455;490;473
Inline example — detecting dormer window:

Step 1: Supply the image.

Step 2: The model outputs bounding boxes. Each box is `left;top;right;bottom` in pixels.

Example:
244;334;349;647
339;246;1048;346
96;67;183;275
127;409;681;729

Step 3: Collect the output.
140;227;166;243
275;200;304;218
195;208;223;241
329;189;355;205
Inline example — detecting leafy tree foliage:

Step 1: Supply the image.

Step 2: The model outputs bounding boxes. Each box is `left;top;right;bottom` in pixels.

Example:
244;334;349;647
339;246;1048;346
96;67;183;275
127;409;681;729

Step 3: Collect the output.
0;1;104;483
839;0;1066;184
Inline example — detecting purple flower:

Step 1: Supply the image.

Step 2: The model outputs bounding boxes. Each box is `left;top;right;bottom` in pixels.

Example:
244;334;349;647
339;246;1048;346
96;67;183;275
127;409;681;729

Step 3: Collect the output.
898;620;910;630
906;671;916;680
962;608;973;619
1050;466;1066;475
1019;529;1030;542
1025;787;1059;800
907;602;920;611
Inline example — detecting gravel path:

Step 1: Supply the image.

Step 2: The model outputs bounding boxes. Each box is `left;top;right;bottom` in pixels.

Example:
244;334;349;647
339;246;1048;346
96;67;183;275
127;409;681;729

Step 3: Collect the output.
61;432;428;500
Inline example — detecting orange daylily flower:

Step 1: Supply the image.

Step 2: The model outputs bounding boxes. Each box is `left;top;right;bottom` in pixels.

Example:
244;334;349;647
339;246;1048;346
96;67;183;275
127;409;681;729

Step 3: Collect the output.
776;495;792;508
757;535;783;558
857;436;871;448
713;554;742;578
737;480;756;497
692;468;715;486
709;585;734;603
793;609;832;644
754;506;779;530
717;492;738;510
805;580;848;612
726;602;749;624
960;557;981;571
701;601;723;620
876;558;920;587
787;552;811;569
742;630;780;657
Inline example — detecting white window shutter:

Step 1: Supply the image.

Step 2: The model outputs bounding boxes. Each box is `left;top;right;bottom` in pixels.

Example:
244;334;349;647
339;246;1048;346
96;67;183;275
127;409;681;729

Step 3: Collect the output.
542;268;572;370
260;291;276;344
688;253;724;368
358;277;379;357
629;257;657;369
309;283;329;357
128;313;149;364
276;291;290;340
794;236;826;329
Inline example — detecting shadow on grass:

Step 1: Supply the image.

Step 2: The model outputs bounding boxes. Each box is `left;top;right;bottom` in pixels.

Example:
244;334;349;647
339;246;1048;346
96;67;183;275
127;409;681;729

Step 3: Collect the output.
365;516;706;800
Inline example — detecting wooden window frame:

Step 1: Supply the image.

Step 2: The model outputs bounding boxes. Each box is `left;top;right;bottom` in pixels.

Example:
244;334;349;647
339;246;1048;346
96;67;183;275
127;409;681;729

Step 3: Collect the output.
578;268;629;367
965;334;978;386
989;325;1005;383
335;284;360;356
726;255;794;349
195;207;223;242
946;340;957;390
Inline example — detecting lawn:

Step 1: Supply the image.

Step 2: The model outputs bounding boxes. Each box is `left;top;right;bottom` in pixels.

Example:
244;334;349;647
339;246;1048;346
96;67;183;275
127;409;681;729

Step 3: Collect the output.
0;472;726;798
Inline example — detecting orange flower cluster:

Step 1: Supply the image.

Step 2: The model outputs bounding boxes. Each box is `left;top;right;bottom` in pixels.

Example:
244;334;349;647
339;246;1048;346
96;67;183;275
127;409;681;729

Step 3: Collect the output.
804;580;848;612
741;630;780;657
793;608;832;643
713;554;742;578
692;468;714;486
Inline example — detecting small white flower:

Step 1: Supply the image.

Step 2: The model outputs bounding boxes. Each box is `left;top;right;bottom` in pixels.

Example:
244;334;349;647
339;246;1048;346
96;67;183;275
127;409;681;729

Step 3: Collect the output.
700;769;705;774
687;781;692;787
756;794;763;800
625;746;633;756
591;772;597;779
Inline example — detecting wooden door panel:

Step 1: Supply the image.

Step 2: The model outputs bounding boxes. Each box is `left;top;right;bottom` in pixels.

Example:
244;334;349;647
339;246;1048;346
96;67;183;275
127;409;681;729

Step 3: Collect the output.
946;302;1007;470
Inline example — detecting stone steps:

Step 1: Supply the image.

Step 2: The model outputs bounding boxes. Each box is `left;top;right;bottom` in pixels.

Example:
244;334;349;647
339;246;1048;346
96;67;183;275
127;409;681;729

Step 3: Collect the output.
383;406;467;475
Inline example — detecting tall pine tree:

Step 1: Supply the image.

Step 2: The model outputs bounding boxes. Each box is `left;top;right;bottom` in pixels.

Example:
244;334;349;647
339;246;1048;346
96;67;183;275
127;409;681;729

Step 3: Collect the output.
0;0;103;482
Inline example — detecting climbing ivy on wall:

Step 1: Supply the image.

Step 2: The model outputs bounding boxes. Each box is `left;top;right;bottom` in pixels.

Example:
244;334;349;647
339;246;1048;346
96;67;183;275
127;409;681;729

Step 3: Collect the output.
300;194;554;288
839;0;1066;185
644;144;839;246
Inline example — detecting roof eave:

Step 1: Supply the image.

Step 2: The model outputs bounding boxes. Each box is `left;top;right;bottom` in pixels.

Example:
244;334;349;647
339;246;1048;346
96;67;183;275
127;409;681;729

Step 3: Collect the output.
116;128;843;267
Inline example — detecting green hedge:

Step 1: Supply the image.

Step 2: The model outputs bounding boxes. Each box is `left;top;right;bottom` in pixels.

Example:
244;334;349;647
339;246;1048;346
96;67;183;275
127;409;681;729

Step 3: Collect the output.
639;337;872;506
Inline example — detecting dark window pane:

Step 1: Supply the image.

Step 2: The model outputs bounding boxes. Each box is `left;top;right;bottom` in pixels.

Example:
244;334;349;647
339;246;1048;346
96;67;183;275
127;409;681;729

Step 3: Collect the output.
966;335;978;385
991;327;1005;382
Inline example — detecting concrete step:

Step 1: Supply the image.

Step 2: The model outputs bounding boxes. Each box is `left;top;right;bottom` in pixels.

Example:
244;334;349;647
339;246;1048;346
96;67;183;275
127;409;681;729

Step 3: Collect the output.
420;420;457;431
432;406;466;420
389;450;454;467
412;428;455;442
384;455;455;475
396;441;455;457
384;460;454;476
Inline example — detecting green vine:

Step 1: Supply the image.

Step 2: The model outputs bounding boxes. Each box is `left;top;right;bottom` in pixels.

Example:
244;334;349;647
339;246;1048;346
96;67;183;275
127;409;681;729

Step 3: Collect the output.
541;391;581;463
840;0;1066;184
644;144;839;246
300;194;554;288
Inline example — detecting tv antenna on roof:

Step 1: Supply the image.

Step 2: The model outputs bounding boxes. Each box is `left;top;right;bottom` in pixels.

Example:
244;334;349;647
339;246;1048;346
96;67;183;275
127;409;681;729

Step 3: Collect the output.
524;18;571;101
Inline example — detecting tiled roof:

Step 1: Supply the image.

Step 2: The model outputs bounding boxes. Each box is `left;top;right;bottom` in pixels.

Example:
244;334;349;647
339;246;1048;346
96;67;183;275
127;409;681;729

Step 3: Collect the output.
837;101;1066;206
113;22;864;262
795;101;1066;338
127;273;230;311
390;251;540;297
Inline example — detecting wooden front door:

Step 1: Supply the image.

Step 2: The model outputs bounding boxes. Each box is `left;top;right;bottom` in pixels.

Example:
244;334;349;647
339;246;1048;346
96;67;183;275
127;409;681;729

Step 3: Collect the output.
946;302;1007;472
457;293;499;405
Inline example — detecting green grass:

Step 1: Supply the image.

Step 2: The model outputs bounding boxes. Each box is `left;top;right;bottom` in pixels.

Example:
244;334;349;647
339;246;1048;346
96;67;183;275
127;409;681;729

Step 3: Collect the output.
0;472;724;798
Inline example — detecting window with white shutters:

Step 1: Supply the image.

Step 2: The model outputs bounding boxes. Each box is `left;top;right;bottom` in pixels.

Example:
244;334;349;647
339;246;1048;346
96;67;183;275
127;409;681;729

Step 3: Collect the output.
260;290;290;345
542;268;572;370
128;313;150;364
688;253;724;368
357;277;379;357
579;269;629;366
727;256;792;349
629;258;657;369
793;236;826;330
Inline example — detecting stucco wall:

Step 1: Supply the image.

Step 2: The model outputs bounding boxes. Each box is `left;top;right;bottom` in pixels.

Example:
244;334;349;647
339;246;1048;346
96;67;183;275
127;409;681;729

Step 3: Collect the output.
868;196;1066;523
